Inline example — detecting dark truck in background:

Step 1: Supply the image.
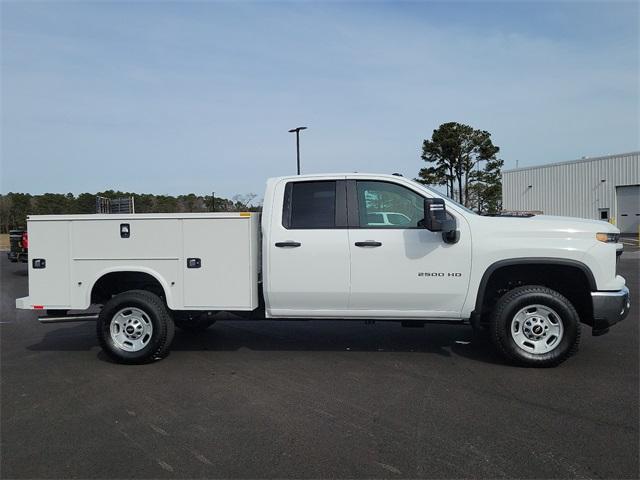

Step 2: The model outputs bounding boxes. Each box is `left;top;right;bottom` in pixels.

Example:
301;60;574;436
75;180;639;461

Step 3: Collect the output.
7;229;28;263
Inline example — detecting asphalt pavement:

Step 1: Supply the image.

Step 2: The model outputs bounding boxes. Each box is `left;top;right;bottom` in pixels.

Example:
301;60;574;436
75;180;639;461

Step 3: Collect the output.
1;254;638;479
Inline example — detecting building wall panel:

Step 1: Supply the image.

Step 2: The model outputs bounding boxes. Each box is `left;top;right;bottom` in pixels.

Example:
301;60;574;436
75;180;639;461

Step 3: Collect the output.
502;152;640;226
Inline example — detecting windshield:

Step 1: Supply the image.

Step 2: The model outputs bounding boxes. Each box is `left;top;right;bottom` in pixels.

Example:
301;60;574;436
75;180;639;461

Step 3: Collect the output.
409;179;478;216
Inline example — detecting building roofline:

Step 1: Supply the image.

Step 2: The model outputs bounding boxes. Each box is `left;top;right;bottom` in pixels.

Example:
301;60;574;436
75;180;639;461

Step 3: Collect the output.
503;151;640;174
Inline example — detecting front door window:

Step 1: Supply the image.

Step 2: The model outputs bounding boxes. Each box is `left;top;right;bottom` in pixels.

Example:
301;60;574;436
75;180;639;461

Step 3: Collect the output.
356;181;424;228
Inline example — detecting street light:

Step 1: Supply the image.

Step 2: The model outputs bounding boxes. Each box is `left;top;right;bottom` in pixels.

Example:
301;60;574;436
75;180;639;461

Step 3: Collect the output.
288;126;307;175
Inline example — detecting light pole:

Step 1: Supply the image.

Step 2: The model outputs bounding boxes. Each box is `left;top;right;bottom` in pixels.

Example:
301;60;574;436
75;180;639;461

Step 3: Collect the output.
288;126;307;175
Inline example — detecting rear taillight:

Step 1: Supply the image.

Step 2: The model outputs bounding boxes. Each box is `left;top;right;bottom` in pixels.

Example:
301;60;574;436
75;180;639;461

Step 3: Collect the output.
21;231;28;249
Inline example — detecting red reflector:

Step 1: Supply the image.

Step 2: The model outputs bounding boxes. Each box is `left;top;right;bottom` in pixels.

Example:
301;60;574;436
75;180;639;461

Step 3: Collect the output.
33;305;44;309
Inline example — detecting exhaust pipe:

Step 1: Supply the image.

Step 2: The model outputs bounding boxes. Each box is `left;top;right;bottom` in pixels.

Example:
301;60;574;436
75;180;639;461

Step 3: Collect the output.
38;313;99;324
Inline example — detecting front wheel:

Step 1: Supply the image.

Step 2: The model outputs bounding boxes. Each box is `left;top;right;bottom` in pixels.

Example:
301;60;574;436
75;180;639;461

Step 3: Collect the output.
490;285;581;367
97;290;175;364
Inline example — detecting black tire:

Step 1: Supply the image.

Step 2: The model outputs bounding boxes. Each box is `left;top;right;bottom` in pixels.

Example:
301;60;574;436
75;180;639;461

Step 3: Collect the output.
490;285;581;367
172;312;216;333
97;290;175;364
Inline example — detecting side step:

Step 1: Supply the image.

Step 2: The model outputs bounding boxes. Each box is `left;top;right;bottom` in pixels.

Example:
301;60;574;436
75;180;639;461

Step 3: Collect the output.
38;313;99;324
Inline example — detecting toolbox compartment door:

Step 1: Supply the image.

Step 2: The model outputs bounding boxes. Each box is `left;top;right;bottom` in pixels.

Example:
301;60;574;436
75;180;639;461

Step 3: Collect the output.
27;220;71;308
182;217;258;310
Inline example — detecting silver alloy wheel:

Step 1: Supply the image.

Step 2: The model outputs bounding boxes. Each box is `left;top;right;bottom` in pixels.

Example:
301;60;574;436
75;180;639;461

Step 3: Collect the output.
510;304;564;354
110;307;153;352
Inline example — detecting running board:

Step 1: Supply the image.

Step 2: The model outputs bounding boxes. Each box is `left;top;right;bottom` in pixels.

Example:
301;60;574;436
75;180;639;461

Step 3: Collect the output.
38;314;99;324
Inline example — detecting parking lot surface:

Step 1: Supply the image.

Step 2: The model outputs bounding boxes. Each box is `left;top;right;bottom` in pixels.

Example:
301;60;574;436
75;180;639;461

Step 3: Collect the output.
1;254;638;479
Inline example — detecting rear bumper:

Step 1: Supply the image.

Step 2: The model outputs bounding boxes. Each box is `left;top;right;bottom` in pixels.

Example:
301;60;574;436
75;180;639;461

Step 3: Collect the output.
591;286;631;336
16;297;31;309
16;297;71;311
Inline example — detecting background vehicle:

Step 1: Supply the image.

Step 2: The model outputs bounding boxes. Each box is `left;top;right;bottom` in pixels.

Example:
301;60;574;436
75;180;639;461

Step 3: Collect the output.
7;229;28;263
16;174;631;367
366;211;412;226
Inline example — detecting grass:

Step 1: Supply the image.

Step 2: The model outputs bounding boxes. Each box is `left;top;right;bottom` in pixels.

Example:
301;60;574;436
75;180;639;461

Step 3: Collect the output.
0;234;9;251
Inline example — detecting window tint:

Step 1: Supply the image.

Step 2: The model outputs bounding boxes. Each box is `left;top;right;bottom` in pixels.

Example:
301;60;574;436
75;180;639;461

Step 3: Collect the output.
284;181;336;229
356;181;424;228
366;213;385;224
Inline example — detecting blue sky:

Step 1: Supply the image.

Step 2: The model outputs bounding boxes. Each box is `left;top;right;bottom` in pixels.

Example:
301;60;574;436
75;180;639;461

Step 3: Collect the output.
1;1;638;198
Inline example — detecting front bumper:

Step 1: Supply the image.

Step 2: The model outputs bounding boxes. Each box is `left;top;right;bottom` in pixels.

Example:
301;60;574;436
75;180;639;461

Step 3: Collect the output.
591;286;631;336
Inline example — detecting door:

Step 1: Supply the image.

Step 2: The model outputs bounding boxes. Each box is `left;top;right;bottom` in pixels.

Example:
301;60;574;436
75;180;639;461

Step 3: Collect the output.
616;185;640;234
347;180;471;318
266;179;351;317
182;217;258;310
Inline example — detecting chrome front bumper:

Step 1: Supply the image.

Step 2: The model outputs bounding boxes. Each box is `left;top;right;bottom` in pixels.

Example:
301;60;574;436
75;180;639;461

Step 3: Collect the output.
591;286;631;336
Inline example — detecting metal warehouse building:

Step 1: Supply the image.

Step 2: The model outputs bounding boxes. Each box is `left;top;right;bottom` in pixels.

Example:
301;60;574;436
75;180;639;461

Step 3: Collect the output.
502;151;640;234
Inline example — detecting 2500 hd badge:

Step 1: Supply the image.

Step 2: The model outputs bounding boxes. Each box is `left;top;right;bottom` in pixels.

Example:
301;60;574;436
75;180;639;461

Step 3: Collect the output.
418;272;463;277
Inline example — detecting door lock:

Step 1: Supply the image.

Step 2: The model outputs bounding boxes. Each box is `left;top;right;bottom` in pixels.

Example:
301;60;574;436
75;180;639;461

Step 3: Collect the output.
187;258;201;268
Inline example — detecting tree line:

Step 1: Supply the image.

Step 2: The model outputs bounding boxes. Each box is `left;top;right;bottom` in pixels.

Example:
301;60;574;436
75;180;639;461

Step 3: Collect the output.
0;191;260;233
1;121;504;232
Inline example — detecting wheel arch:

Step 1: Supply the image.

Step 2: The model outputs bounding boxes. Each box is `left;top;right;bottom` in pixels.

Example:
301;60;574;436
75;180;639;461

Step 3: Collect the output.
87;267;175;309
473;258;596;325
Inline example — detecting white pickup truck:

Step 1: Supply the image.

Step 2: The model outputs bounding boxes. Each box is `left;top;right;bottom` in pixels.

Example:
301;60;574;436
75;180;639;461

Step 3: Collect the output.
16;173;630;367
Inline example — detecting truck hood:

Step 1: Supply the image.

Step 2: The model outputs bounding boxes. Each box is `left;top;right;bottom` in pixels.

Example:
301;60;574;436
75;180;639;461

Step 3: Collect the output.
474;214;620;235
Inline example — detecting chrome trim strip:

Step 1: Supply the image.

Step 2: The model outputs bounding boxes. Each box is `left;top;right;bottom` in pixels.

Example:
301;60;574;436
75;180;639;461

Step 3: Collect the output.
591;287;630;297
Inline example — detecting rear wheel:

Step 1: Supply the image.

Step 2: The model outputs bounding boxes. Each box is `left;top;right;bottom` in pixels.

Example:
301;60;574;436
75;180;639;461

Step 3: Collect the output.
490;285;581;367
97;290;175;364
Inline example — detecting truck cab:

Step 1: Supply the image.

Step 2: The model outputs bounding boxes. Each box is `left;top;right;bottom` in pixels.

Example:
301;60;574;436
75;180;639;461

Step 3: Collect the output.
16;173;631;367
262;174;473;320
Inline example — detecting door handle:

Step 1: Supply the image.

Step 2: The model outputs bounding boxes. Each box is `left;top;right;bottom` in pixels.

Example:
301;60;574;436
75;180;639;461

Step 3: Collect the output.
355;241;382;247
275;241;302;248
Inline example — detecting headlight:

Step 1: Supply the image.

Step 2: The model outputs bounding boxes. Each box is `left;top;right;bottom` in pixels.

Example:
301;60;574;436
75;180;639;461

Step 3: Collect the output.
596;232;620;243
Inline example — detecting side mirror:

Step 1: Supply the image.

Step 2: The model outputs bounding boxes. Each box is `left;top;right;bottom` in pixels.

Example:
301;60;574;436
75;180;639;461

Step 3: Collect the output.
420;197;459;244
421;198;448;231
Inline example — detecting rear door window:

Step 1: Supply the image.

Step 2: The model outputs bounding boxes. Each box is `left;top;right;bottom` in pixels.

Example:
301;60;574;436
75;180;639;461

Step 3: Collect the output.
283;181;337;229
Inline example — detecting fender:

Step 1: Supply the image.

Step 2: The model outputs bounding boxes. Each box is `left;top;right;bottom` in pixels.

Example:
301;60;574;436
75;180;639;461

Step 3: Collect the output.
473;257;597;316
85;266;174;310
